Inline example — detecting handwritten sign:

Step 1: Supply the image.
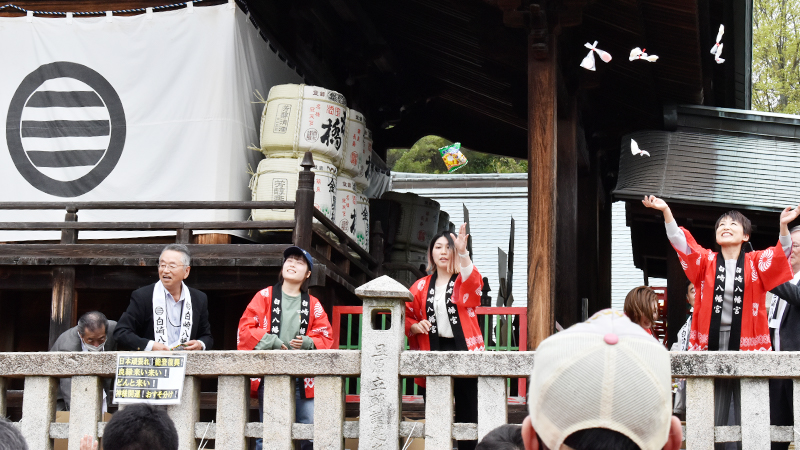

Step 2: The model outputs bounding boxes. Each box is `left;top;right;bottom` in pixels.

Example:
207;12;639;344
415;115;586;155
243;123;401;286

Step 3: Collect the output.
112;354;186;405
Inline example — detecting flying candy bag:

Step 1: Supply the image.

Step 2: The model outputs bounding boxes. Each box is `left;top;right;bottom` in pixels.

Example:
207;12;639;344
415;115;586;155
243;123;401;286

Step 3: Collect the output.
439;142;468;173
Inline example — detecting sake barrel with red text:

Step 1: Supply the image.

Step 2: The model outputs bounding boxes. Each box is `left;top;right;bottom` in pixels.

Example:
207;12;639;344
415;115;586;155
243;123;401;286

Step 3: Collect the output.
381;191;440;252
387;249;428;288
259;84;347;162
354;127;372;192
336;174;369;250
250;155;337;223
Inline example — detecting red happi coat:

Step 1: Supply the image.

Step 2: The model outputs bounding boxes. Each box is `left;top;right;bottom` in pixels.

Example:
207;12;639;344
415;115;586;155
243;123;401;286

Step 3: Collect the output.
674;228;792;351
405;267;485;387
237;285;334;398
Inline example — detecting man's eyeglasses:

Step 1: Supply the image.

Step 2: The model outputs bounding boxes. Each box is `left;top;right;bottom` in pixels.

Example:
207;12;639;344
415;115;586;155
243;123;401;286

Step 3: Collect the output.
159;263;186;270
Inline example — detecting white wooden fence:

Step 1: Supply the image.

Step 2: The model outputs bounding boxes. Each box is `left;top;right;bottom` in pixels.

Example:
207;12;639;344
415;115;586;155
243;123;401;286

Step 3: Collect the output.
1;276;799;449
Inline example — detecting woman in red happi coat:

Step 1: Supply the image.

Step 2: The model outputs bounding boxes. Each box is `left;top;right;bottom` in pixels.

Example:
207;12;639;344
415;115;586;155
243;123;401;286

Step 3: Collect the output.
644;195;795;449
405;223;484;450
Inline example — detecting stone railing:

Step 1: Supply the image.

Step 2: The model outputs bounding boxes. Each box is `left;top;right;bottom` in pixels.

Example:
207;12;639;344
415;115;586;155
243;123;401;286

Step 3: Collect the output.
1;276;799;450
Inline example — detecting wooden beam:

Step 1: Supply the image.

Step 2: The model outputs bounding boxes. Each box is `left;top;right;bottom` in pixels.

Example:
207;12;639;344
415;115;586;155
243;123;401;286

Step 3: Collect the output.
294;152;315;251
49;266;76;349
555;100;578;328
49;208;77;349
527;32;557;350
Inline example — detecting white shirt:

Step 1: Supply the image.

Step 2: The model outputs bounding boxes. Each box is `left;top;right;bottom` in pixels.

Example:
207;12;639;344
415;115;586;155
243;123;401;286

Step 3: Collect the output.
145;282;205;350
433;263;474;338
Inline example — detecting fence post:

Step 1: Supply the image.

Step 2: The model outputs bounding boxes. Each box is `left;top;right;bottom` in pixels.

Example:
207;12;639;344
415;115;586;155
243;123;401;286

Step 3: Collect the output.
167;376;200;450
355;275;414;450
294;152;315;250
67;376;103;450
20;376;57;450
686;377;715;450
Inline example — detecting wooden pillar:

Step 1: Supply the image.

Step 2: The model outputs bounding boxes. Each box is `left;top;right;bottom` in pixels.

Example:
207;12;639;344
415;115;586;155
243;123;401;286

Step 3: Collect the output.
555;100;578;328
294;152;315;251
176;229;193;244
576;148;599;317
370;220;385;276
666;245;689;347
50;207;78;349
527;29;557;350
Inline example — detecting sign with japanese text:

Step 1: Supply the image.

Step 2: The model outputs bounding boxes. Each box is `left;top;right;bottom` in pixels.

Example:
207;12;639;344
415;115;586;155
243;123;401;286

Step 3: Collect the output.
113;354;186;405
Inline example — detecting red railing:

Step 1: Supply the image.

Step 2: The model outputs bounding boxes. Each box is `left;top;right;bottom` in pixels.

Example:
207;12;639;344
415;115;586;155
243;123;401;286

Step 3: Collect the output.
332;305;528;400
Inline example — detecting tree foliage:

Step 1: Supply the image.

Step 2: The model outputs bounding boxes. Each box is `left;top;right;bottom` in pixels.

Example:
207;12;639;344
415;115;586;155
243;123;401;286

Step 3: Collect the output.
752;0;800;113
387;135;528;174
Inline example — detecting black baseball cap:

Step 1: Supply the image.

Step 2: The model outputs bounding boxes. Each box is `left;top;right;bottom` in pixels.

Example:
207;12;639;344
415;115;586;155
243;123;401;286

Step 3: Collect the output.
283;246;313;271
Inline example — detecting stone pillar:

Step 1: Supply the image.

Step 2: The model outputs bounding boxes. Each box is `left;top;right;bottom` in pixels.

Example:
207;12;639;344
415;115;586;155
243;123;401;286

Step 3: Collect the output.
314;376;344;449
68;376;102;450
425;376;454;450
20;376;57;450
167;376;200;450
740;378;770;449
354;275;413;450
685;378;714;450
215;376;248;450
477;376;507;441
263;376;294;450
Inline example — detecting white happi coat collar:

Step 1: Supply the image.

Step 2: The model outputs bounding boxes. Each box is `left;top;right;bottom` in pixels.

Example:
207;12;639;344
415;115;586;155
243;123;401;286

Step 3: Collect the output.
152;280;193;348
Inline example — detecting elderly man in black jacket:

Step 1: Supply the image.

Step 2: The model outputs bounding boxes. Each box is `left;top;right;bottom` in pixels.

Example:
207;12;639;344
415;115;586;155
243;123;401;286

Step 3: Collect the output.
769;225;800;450
114;244;213;352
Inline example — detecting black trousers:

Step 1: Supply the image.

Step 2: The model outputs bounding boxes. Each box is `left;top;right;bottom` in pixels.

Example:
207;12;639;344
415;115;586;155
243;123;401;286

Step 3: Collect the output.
420;337;479;450
770;379;793;450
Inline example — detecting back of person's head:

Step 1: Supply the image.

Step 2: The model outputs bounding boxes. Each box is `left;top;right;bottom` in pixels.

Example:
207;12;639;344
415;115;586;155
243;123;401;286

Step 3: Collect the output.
0;417;28;450
477;424;524;450
526;309;678;450
102;404;178;450
77;310;108;335
623;286;658;329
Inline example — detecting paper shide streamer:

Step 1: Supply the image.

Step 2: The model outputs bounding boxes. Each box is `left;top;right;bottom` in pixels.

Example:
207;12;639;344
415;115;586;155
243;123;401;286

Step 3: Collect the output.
631;139;650;157
629;47;658;62
580;41;612;71
710;24;725;64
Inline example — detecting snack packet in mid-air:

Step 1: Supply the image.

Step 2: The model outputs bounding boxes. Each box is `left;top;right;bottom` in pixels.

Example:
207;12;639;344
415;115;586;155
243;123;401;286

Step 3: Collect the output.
438;142;468;173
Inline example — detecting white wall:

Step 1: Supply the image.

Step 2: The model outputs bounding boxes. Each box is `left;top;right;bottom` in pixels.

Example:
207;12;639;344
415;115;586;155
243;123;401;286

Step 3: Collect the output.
391;174;528;306
611;201;666;310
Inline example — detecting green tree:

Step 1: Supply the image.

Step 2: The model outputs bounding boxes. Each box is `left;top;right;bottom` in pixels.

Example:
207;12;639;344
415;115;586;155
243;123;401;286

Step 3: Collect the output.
387;135;527;174
752;0;800;113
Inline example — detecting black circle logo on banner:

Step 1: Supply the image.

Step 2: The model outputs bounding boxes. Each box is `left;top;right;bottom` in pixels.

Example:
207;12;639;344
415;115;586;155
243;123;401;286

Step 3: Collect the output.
6;62;126;197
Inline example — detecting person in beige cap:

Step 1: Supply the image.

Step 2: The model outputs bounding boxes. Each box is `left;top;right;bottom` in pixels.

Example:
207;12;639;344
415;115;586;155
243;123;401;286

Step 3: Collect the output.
520;309;683;450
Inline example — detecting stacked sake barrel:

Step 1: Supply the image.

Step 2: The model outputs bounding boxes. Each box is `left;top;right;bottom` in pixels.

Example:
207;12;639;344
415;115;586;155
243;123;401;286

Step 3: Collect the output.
382;191;441;287
335;109;371;250
252;84;347;224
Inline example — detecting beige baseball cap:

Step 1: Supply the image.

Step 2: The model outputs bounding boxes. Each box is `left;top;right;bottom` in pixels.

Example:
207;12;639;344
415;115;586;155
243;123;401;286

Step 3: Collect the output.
529;309;672;450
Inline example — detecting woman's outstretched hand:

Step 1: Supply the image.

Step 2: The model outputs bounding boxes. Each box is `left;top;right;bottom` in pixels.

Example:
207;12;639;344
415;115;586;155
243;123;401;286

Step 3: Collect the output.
451;222;469;255
779;203;800;235
642;195;675;223
642;195;668;211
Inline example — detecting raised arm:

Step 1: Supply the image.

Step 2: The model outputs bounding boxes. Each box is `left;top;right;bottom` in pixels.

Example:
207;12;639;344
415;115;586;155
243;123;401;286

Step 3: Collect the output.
779;204;800;258
643;195;690;254
452;222;473;279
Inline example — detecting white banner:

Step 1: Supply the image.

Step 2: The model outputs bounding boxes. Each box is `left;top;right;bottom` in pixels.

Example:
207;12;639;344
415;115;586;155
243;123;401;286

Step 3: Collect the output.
0;3;302;240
